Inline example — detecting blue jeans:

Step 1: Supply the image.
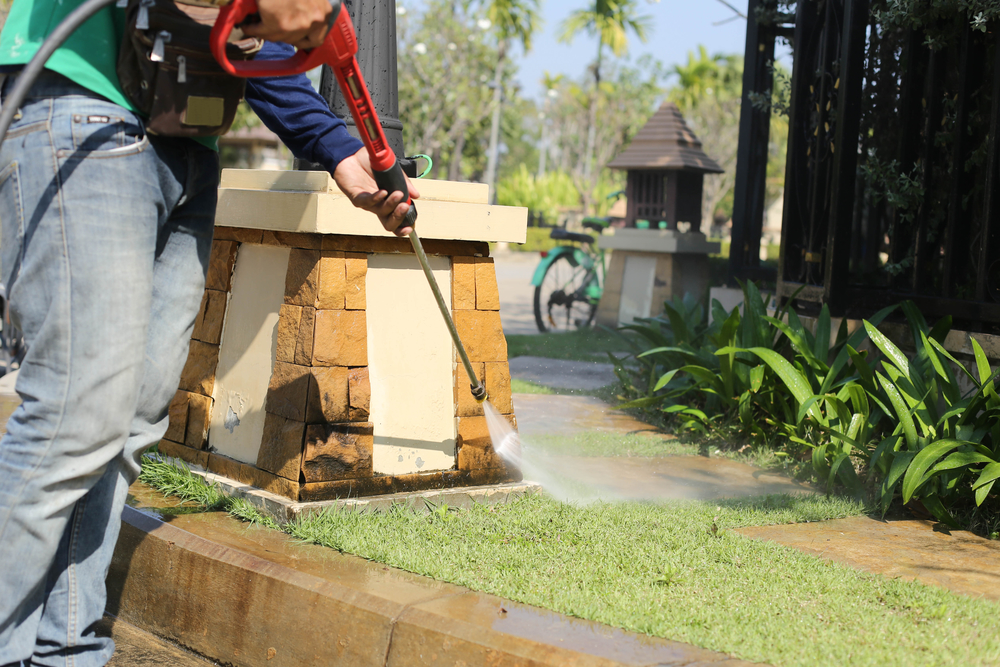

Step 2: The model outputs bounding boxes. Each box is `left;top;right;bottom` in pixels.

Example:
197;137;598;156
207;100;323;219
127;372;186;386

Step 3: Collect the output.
0;72;218;665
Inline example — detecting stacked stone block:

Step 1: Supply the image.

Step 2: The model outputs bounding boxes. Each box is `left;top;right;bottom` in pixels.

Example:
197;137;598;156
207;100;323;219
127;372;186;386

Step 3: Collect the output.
158;228;519;502
158;237;236;469
451;257;517;472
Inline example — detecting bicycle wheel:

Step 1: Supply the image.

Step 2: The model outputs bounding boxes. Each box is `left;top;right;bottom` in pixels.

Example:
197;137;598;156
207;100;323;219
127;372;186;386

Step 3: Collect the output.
533;253;599;333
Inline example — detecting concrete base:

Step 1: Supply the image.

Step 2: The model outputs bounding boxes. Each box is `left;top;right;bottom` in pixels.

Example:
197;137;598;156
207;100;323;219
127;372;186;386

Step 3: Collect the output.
169;457;541;525
596;249;712;327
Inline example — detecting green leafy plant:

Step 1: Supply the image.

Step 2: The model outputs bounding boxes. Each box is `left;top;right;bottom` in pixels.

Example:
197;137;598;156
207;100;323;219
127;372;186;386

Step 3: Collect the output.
619;284;1000;529
859;304;1000;524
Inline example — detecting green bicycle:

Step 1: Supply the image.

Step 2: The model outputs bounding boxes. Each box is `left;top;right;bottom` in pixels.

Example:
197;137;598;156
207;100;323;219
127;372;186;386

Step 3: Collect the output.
531;217;609;333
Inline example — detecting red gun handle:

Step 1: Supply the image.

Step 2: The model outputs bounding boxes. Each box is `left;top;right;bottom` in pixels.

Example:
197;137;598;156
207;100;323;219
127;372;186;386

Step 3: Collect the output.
332;61;396;172
210;0;332;76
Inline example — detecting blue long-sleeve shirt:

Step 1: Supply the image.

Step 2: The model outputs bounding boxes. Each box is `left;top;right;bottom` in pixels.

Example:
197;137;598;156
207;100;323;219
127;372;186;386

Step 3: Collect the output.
244;41;364;174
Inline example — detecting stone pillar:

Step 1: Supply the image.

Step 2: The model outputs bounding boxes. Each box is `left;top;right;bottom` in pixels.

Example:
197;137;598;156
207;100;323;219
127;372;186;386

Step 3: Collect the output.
158;170;528;503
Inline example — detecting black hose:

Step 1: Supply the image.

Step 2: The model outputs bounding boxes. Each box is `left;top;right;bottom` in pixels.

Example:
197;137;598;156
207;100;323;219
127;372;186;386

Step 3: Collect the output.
0;0;120;149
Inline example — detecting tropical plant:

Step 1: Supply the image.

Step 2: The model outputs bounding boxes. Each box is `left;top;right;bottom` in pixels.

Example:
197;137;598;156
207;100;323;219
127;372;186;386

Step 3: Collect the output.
540;55;664;212
858;304;1000;525
481;0;541;201
619;285;1000;532
558;0;652;213
397;0;501;180
617;283;895;483
495;165;579;223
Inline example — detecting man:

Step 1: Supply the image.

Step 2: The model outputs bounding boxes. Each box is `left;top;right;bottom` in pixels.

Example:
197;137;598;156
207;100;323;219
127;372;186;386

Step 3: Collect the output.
0;0;418;663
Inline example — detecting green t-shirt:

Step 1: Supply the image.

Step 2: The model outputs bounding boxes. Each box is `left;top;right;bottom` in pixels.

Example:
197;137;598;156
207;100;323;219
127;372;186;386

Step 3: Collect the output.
0;0;218;150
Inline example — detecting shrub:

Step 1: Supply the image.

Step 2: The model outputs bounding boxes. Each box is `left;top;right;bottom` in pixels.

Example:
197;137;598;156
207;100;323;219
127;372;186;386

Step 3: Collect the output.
618;283;1000;532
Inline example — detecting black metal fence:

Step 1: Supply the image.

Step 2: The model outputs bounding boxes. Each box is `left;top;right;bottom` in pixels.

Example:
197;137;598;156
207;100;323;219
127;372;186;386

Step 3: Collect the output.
732;0;1000;333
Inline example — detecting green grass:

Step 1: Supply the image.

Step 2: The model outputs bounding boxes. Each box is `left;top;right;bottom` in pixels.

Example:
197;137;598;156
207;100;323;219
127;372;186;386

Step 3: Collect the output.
138;454;226;510
506;328;632;362
510;378;558;394
139;453;1000;667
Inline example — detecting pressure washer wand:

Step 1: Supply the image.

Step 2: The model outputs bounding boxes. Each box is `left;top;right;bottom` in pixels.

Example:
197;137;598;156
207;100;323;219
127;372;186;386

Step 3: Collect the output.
407;229;488;403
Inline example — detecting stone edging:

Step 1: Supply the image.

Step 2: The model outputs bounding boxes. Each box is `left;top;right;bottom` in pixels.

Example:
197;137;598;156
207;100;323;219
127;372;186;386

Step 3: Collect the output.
107;505;765;667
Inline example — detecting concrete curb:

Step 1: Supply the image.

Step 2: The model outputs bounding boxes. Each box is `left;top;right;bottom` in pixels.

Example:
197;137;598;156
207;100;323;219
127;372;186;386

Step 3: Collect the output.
108;505;764;667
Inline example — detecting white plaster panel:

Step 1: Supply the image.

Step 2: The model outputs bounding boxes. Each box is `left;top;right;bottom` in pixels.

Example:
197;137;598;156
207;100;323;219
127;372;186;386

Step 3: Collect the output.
618;254;657;325
366;253;456;474
210;244;291;464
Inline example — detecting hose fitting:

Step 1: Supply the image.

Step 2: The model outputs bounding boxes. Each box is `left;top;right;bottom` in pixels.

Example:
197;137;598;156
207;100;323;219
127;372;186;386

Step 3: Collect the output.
471;383;488;403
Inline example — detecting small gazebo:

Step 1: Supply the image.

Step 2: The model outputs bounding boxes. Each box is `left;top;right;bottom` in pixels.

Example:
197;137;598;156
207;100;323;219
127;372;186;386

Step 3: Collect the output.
608;101;723;230
594;102;723;327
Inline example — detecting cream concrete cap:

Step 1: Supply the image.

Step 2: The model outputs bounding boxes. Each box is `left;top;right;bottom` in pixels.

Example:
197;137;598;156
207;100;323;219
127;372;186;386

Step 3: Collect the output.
217;169;527;244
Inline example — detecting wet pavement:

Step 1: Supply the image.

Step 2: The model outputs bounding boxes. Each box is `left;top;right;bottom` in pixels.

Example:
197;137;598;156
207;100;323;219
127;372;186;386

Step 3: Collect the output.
515;392;659;437
737;516;1000;602
528;451;815;502
509;355;618;390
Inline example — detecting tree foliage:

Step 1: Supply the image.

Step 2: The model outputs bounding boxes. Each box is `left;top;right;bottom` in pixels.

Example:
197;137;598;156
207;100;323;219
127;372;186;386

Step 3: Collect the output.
535;55;666;213
665;46;788;233
397;0;501;180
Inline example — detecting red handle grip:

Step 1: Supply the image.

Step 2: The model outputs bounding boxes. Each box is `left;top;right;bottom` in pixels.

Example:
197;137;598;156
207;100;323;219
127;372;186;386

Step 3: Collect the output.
210;0;351;77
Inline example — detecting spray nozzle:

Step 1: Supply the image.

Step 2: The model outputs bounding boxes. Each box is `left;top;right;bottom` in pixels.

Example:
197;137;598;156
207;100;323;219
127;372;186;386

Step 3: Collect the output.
471;383;489;403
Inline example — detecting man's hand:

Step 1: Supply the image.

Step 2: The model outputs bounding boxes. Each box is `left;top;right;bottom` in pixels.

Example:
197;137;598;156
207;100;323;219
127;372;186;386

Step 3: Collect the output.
242;0;333;50
333;148;420;237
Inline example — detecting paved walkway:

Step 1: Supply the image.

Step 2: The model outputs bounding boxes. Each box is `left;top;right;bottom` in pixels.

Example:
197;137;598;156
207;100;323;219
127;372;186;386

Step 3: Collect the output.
738;516;1000;602
509;355;617;390
494;249;540;335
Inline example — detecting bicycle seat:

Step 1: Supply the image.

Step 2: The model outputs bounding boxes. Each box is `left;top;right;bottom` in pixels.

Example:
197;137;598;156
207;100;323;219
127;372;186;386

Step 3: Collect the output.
550;228;596;244
581;217;609;232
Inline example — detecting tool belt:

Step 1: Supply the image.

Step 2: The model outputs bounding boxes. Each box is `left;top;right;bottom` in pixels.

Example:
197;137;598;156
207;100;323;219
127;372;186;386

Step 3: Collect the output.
117;0;262;137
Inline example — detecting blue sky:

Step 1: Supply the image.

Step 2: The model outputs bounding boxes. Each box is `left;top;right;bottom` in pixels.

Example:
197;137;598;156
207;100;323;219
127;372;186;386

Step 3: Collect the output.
514;0;753;100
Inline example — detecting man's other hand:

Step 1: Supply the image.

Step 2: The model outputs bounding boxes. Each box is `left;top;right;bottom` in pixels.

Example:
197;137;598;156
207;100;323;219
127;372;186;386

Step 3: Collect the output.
333;148;420;237
242;0;333;50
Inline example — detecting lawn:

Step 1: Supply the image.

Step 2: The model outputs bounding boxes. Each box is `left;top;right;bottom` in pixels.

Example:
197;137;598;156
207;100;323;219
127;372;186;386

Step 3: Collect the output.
140;456;1000;667
506;328;632;362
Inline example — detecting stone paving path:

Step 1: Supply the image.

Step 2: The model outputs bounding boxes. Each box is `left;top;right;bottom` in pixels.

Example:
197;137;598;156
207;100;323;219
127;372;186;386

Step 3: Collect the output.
514;392;815;502
738;517;1000;602
509;355;617;391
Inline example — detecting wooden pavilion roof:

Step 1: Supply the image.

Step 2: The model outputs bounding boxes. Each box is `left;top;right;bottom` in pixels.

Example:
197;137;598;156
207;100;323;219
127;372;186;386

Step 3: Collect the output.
608;101;724;173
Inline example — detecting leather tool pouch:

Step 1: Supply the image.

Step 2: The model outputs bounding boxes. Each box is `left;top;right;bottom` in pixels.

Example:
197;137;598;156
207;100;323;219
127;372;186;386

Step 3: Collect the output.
117;0;262;137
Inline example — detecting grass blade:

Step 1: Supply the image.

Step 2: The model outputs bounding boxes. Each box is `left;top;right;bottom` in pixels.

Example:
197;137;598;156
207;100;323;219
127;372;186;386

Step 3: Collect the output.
814;305;831;363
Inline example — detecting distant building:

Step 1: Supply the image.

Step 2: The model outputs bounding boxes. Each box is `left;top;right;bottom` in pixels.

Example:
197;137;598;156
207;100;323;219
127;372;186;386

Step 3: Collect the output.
218;124;290;171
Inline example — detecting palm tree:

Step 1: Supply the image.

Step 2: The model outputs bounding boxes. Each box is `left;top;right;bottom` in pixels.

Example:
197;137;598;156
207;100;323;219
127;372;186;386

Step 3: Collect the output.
482;0;540;202
558;0;651;199
537;71;564;178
